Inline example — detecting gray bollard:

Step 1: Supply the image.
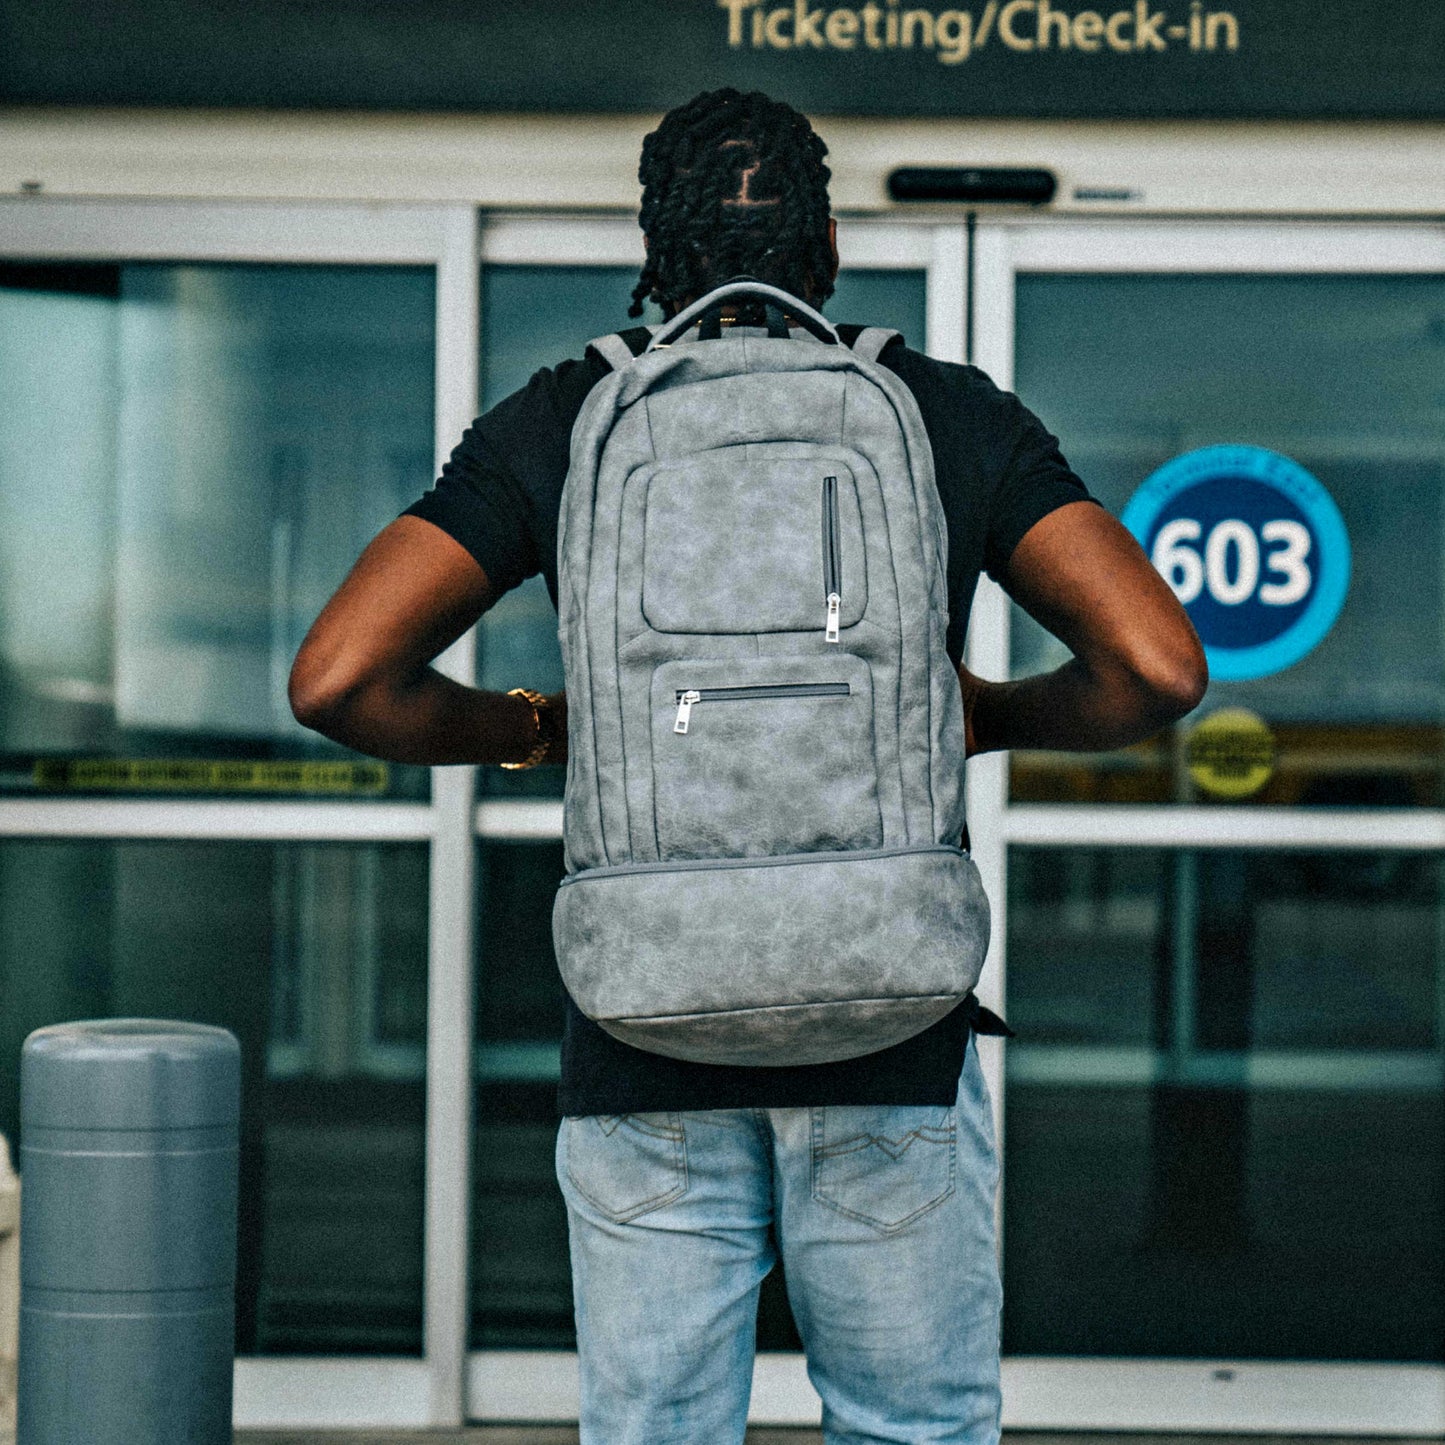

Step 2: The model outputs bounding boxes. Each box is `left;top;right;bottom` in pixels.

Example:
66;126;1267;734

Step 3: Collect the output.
18;1020;240;1445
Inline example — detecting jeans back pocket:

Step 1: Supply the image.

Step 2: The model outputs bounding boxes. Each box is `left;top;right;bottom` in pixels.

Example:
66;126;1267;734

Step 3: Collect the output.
811;1103;956;1233
563;1112;689;1223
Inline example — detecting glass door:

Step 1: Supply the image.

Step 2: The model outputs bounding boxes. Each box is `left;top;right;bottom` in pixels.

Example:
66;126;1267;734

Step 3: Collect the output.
16;196;1438;1435
0;197;483;1430
464;213;963;1425
969;218;1445;1434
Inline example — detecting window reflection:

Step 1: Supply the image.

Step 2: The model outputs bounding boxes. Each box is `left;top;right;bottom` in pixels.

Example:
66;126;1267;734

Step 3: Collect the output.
0;839;428;1355
471;839;570;1348
1004;844;1444;1361
1009;273;1445;806
0;261;434;799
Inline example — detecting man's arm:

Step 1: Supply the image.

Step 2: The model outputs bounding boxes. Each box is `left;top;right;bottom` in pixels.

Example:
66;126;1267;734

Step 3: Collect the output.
288;515;562;766
962;500;1207;756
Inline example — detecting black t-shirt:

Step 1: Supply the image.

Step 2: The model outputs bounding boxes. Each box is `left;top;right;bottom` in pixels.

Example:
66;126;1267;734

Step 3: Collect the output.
403;322;1094;1117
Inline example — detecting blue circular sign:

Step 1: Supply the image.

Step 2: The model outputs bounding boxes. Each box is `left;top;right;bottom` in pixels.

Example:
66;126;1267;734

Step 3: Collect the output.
1121;445;1350;682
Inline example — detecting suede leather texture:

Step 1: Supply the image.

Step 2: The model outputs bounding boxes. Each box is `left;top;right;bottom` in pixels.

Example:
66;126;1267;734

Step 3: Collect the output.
552;845;990;1066
651;653;881;861
600;996;966;1067
554;310;981;1066
641;456;866;636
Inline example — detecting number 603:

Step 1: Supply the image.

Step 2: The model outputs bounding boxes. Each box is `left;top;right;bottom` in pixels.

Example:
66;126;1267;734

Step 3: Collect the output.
1151;518;1311;608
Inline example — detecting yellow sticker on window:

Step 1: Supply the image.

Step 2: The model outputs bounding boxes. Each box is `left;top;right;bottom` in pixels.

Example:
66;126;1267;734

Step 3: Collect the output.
1186;708;1276;800
33;759;389;795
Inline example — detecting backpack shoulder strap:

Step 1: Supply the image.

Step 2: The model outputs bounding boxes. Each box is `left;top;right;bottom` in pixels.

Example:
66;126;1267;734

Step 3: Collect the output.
850;326;901;363
586;328;649;371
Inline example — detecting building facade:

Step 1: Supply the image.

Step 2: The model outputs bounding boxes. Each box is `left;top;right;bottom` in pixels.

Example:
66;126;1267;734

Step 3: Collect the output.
1;3;1444;1426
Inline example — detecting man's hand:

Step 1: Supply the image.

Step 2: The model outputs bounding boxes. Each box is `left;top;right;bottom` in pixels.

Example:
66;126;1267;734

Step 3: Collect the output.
961;501;1207;756
288;515;564;767
958;660;984;758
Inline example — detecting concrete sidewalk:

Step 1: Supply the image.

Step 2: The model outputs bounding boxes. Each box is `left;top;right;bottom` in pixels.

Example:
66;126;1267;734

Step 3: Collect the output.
2;1433;813;1444
232;1434;1433;1445
236;1432;818;1444
6;1431;1435;1444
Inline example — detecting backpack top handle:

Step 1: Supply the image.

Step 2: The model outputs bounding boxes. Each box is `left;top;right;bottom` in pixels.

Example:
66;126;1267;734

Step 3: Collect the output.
645;277;841;352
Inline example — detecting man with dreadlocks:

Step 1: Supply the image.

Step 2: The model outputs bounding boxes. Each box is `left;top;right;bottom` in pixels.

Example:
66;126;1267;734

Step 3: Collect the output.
291;88;1205;1444
627;90;839;322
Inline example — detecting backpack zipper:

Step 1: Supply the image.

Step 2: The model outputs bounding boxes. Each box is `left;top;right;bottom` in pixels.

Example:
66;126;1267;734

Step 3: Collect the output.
822;474;842;643
673;681;851;734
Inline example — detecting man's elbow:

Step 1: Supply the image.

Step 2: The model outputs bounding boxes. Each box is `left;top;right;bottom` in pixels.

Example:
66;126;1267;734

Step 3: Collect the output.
1134;636;1209;724
288;648;360;736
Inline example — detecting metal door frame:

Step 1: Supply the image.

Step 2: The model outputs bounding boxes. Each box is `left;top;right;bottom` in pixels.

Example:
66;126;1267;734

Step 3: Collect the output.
0;195;480;1430
8;199;1440;1433
465;212;966;1428
969;215;1445;1435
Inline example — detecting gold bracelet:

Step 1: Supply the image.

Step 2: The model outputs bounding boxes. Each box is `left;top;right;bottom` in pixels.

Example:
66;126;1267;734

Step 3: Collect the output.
500;687;552;770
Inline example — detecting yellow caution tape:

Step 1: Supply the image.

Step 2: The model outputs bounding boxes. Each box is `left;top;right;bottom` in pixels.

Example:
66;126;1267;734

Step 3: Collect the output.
33;759;389;795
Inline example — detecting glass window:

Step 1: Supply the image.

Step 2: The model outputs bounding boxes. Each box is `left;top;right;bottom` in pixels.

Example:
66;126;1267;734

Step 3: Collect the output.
1003;843;1444;1361
1009;273;1445;806
471;838;571;1349
468;836;806;1352
475;264;929;799
0;261;435;800
0;838;429;1355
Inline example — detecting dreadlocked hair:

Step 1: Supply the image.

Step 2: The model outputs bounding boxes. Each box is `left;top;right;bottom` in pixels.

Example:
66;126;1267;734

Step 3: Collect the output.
628;88;834;320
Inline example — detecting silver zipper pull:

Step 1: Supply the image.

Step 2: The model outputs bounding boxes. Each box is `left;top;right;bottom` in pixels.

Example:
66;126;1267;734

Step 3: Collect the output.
674;689;701;733
825;593;841;643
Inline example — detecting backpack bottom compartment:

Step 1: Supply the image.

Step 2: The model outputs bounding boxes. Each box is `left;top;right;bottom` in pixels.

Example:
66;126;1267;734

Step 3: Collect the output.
596;993;968;1067
552;843;990;1067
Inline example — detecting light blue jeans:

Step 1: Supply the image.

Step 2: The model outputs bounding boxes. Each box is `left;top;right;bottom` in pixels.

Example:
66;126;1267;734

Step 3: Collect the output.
555;1038;1003;1444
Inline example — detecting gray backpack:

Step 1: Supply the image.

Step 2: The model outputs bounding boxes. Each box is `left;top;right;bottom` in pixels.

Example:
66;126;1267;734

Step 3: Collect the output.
551;279;990;1067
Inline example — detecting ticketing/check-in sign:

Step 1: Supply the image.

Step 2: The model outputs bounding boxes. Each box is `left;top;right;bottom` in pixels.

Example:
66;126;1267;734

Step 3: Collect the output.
1122;444;1350;681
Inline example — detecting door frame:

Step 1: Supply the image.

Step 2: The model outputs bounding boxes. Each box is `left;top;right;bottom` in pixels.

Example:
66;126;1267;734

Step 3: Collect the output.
465;211;968;1428
0;195;481;1430
968;215;1445;1434
6;199;1442;1433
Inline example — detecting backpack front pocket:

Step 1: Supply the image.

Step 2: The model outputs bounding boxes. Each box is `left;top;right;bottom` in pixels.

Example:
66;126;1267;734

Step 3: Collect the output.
640;457;867;637
650;654;883;861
